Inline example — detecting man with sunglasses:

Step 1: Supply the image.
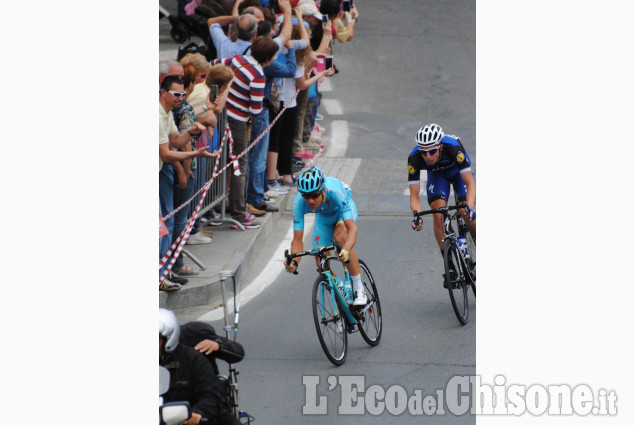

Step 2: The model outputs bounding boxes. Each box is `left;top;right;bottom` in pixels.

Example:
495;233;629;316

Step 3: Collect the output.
160;75;219;291
408;123;476;274
285;166;368;306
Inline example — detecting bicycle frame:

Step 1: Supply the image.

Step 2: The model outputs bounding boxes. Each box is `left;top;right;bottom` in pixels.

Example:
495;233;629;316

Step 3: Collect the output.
286;245;363;326
319;269;358;325
296;245;360;325
441;212;472;274
414;203;468;256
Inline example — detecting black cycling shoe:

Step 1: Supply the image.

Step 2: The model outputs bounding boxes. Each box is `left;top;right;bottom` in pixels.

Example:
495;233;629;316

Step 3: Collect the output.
442;266;458;289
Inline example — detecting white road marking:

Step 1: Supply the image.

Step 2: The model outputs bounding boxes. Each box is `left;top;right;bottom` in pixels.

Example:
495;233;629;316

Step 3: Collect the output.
320;78;333;92
325;120;348;157
322;99;343;115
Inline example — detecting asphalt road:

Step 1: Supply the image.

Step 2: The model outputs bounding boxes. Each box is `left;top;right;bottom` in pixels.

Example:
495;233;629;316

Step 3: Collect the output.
176;0;477;422
217;215;476;424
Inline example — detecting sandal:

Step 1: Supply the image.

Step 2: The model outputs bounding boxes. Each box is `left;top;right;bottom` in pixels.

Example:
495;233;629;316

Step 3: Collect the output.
173;265;199;276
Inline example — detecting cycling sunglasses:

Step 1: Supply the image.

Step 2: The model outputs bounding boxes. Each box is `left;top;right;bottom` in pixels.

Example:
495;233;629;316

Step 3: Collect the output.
419;148;439;157
301;191;322;200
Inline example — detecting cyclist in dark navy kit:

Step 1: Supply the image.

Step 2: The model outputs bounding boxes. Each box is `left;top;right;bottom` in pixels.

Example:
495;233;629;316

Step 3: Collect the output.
408;123;476;263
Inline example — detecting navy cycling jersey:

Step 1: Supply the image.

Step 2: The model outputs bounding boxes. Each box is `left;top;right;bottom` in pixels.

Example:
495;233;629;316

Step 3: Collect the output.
407;135;472;183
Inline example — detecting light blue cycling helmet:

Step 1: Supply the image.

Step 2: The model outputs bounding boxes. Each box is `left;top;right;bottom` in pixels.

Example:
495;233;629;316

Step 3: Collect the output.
297;166;325;194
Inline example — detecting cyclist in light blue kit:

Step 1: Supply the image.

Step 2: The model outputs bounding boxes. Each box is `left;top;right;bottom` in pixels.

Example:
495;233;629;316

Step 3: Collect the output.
284;166;368;306
408;123;476;265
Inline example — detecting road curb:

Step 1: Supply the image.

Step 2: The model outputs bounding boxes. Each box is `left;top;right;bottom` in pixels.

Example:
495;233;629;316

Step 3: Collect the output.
159;192;291;322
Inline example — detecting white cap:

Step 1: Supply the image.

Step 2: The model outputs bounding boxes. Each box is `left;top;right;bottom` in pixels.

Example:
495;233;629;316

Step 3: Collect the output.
298;0;324;20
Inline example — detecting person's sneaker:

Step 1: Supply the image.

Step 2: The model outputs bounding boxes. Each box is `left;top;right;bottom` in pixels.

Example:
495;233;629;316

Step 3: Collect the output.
203;210;223;226
198;226;214;237
268;180;289;194
315;113;323;121
159;280;182;292
247;204;266;217
264;189;279;199
305;140;322;150
310;129;322;141
254;202;279;213
168;272;188;285
172;265;199;276
292;162;305;174
231;217;262;230
353;289;368;306
280;179;296;188
295;150;315;159
186;232;212;245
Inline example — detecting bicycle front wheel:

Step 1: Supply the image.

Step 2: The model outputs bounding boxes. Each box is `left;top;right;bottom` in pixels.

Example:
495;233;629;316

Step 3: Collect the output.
356;260;382;346
312;276;347;366
444;239;469;325
457;217;476;296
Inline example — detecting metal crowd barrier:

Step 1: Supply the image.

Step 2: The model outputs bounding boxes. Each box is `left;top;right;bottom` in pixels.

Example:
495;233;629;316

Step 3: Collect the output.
180;109;242;270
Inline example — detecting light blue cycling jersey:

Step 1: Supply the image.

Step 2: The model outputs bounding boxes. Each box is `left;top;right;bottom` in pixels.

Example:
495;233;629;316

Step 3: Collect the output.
291;176;358;248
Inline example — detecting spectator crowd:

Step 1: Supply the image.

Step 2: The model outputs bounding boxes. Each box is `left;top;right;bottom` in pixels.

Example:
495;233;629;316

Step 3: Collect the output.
159;0;360;292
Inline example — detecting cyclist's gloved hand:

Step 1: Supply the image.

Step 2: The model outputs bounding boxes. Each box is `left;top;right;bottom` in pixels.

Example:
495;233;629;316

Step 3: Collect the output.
411;216;422;231
468;208;476;221
339;249;349;263
285;260;298;274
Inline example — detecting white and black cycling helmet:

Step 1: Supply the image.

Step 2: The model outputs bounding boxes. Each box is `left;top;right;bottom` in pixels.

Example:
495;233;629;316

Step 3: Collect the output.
415;123;444;149
159;308;180;354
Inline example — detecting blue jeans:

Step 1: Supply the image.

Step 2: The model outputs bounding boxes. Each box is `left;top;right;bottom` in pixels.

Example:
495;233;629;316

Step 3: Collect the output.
245;108;270;206
172;174;196;269
309;95;320;132
159;163;175;277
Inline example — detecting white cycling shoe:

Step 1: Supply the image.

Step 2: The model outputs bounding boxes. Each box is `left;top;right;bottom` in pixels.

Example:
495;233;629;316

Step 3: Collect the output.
336;317;345;334
353;290;368;306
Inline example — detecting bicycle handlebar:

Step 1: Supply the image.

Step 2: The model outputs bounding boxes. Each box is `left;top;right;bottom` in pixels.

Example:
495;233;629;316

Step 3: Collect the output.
284;243;346;275
413;202;470;219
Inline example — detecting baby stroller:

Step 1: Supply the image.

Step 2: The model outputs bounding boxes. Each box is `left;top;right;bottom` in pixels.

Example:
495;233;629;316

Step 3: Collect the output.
160;0;232;61
159;4;190;45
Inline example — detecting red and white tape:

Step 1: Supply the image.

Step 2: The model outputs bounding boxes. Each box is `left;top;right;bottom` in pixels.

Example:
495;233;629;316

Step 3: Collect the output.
159;91;301;286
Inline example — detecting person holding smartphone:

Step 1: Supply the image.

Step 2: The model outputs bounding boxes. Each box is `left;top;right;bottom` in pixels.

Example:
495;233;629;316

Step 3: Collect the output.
335;0;358;43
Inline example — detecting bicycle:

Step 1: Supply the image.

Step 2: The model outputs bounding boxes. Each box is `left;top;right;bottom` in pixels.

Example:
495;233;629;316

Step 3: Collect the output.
284;244;382;366
414;202;476;325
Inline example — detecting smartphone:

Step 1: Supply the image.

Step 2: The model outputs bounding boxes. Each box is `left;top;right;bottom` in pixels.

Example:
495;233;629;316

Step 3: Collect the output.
343;0;351;12
208;85;218;103
321;14;328;24
325;56;333;69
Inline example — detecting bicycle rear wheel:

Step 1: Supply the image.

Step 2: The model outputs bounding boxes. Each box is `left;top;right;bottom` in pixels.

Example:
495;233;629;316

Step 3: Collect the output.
356;260;382;346
444;239;469;325
312;276;347;366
